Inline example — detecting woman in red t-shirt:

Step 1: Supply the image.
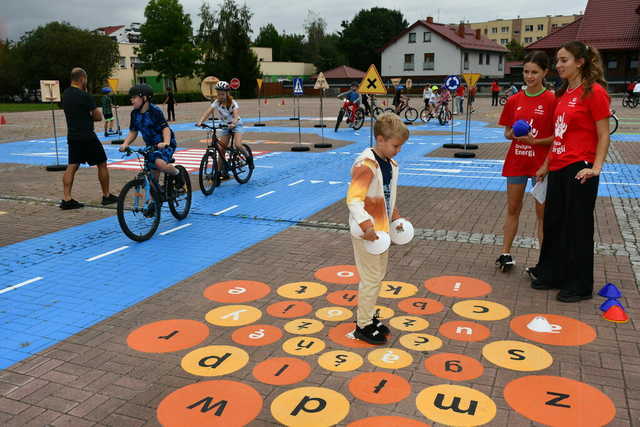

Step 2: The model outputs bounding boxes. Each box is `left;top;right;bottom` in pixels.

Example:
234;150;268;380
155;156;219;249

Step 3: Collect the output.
496;51;556;272
528;41;611;303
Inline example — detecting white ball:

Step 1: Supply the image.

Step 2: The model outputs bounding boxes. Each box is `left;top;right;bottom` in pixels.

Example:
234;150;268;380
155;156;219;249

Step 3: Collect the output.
363;231;391;255
390;218;414;245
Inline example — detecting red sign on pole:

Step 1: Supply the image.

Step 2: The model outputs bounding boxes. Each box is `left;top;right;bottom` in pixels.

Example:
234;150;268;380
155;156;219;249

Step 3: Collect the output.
230;78;241;90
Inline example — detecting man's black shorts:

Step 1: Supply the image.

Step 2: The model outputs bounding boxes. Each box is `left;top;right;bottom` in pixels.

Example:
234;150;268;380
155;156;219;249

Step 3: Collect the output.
67;134;108;166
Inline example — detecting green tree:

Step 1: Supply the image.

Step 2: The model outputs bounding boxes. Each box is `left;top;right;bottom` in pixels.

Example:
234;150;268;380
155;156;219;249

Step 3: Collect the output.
317;33;346;71
254;23;281;60
339;7;408;70
506;39;525;61
0;41;23;96
9;22;118;92
196;0;261;97
279;33;306;62
138;0;199;91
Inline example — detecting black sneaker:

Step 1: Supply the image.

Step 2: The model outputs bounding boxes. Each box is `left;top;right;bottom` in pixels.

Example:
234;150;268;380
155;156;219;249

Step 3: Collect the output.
495;254;515;272
525;266;538;281
354;323;387;345
371;315;390;336
556;290;593;303
60;199;84;210
101;194;118;205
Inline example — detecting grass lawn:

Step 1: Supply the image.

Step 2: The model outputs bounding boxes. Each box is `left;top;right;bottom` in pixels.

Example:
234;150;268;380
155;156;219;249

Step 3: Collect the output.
0;103;61;113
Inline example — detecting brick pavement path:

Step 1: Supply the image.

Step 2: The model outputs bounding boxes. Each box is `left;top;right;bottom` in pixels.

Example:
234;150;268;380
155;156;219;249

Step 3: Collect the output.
1;99;639;426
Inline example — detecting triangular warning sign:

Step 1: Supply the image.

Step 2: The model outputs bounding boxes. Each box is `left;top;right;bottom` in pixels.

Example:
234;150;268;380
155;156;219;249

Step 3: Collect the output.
462;73;481;88
358;64;387;95
314;72;329;90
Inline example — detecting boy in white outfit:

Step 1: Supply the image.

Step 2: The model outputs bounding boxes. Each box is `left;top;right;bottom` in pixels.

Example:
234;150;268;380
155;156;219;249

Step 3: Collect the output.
346;113;409;345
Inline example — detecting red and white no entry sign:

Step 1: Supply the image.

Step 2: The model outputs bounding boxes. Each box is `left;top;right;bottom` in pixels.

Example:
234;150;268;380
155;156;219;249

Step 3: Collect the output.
230;78;241;90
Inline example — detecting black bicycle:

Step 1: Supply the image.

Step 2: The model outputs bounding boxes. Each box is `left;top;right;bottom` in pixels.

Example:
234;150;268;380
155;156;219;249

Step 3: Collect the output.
197;122;254;196
610;109;619;135
117;146;192;242
622;94;639;108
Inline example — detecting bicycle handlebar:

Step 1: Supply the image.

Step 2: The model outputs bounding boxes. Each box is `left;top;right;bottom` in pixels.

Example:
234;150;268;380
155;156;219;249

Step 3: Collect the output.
122;146;154;157
196;122;231;130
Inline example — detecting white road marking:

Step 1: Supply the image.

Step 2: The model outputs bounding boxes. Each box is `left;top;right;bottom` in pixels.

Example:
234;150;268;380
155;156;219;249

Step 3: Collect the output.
86;246;129;262
159;223;192;236
288;179;304;186
256;191;275;199
0;277;43;295
213;205;238;215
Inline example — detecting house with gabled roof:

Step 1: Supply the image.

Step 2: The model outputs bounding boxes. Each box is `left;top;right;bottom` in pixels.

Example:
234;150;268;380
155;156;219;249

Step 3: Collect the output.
380;17;508;82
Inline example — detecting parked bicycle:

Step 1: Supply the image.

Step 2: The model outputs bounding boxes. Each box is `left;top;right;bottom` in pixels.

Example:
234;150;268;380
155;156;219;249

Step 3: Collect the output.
117;146;192;242
335;99;365;131
197;122;254;196
369;95;386;119
388;96;419;122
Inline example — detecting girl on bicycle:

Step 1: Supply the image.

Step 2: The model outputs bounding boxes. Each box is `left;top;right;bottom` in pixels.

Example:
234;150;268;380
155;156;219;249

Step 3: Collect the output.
496;51;555;272
528;42;611;303
196;81;244;150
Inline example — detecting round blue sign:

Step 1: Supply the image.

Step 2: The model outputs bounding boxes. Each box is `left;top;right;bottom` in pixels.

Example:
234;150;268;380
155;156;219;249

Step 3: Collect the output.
444;75;461;91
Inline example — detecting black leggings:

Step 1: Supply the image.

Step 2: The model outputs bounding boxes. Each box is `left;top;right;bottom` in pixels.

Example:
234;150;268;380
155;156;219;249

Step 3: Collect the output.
167;103;175;121
491;92;499;106
535;161;599;295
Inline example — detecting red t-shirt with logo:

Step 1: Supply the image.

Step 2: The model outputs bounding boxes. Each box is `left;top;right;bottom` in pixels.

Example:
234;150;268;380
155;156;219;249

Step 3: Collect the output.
499;90;557;176
549;83;610;171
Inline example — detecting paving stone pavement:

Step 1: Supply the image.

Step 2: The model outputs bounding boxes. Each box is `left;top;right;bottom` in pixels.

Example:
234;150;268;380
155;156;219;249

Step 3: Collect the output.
0;100;639;426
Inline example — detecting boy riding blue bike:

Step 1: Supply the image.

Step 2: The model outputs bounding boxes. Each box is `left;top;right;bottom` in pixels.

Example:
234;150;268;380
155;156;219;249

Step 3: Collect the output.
119;84;184;188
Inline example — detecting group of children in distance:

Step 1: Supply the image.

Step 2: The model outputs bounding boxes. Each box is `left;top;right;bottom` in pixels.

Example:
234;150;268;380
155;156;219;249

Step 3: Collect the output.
347;40;611;344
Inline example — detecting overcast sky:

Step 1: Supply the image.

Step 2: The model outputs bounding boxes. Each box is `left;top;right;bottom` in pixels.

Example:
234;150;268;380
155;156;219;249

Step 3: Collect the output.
2;0;586;42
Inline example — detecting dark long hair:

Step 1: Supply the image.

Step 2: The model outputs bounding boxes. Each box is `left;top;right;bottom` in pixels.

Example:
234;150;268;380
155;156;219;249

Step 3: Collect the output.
523;50;550;71
556;41;607;98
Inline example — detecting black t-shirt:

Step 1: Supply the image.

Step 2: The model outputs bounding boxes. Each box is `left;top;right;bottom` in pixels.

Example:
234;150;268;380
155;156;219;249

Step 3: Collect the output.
372;149;393;217
61;86;97;139
167;92;175;104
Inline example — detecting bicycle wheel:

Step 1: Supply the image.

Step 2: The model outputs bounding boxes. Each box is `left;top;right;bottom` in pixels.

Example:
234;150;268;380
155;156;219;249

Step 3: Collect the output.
166;165;192;220
198;150;218;195
404;107;419;122
231;144;254;184
633;97;640;108
419;108;433;123
353;109;365;130
384;107;395;114
117;178;161;242
438;109;447;125
622;97;630;108
499;96;507;106
373;107;384;119
609;113;619;135
334;109;345;132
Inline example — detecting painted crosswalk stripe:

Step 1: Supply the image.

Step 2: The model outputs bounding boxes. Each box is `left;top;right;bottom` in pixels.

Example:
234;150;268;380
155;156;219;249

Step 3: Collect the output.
213;205;238;215
160;223;192;236
0;277;44;295
86;246;129;262
288;179;304;186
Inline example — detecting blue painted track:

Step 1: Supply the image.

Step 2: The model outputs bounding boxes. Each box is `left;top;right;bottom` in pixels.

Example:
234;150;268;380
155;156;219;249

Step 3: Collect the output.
1;117;639;369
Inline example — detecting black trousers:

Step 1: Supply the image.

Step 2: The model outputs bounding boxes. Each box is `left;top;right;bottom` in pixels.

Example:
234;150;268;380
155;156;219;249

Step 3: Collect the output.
167;103;175;121
535;161;599;295
491;92;499;106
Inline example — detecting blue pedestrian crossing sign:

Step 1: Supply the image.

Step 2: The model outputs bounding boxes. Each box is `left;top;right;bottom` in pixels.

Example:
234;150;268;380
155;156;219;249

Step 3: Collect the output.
444;75;461;91
293;78;304;96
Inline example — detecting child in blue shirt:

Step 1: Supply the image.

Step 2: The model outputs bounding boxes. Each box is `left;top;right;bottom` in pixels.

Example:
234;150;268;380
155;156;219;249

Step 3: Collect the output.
119;84;183;187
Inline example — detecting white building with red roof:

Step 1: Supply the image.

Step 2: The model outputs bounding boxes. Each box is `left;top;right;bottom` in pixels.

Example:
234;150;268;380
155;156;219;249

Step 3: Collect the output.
380;17;508;80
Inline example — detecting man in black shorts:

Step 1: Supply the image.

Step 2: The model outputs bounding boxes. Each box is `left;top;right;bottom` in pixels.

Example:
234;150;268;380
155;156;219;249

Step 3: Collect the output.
60;68;117;209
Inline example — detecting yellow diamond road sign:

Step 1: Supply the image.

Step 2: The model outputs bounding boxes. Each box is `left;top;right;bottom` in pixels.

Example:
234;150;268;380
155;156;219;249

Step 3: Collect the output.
358;64;387;95
462;73;482;88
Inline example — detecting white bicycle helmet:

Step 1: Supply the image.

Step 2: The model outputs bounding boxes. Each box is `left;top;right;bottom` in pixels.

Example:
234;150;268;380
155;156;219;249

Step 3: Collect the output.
215;81;230;91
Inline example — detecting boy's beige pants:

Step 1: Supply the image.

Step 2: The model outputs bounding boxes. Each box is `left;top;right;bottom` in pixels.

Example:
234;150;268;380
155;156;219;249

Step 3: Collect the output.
352;237;389;328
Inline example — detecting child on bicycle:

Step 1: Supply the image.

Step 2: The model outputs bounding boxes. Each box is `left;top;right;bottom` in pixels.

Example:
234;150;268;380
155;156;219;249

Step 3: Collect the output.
337;82;361;127
118;84;184;188
101;87;114;137
196;81;247;177
437;87;451;117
